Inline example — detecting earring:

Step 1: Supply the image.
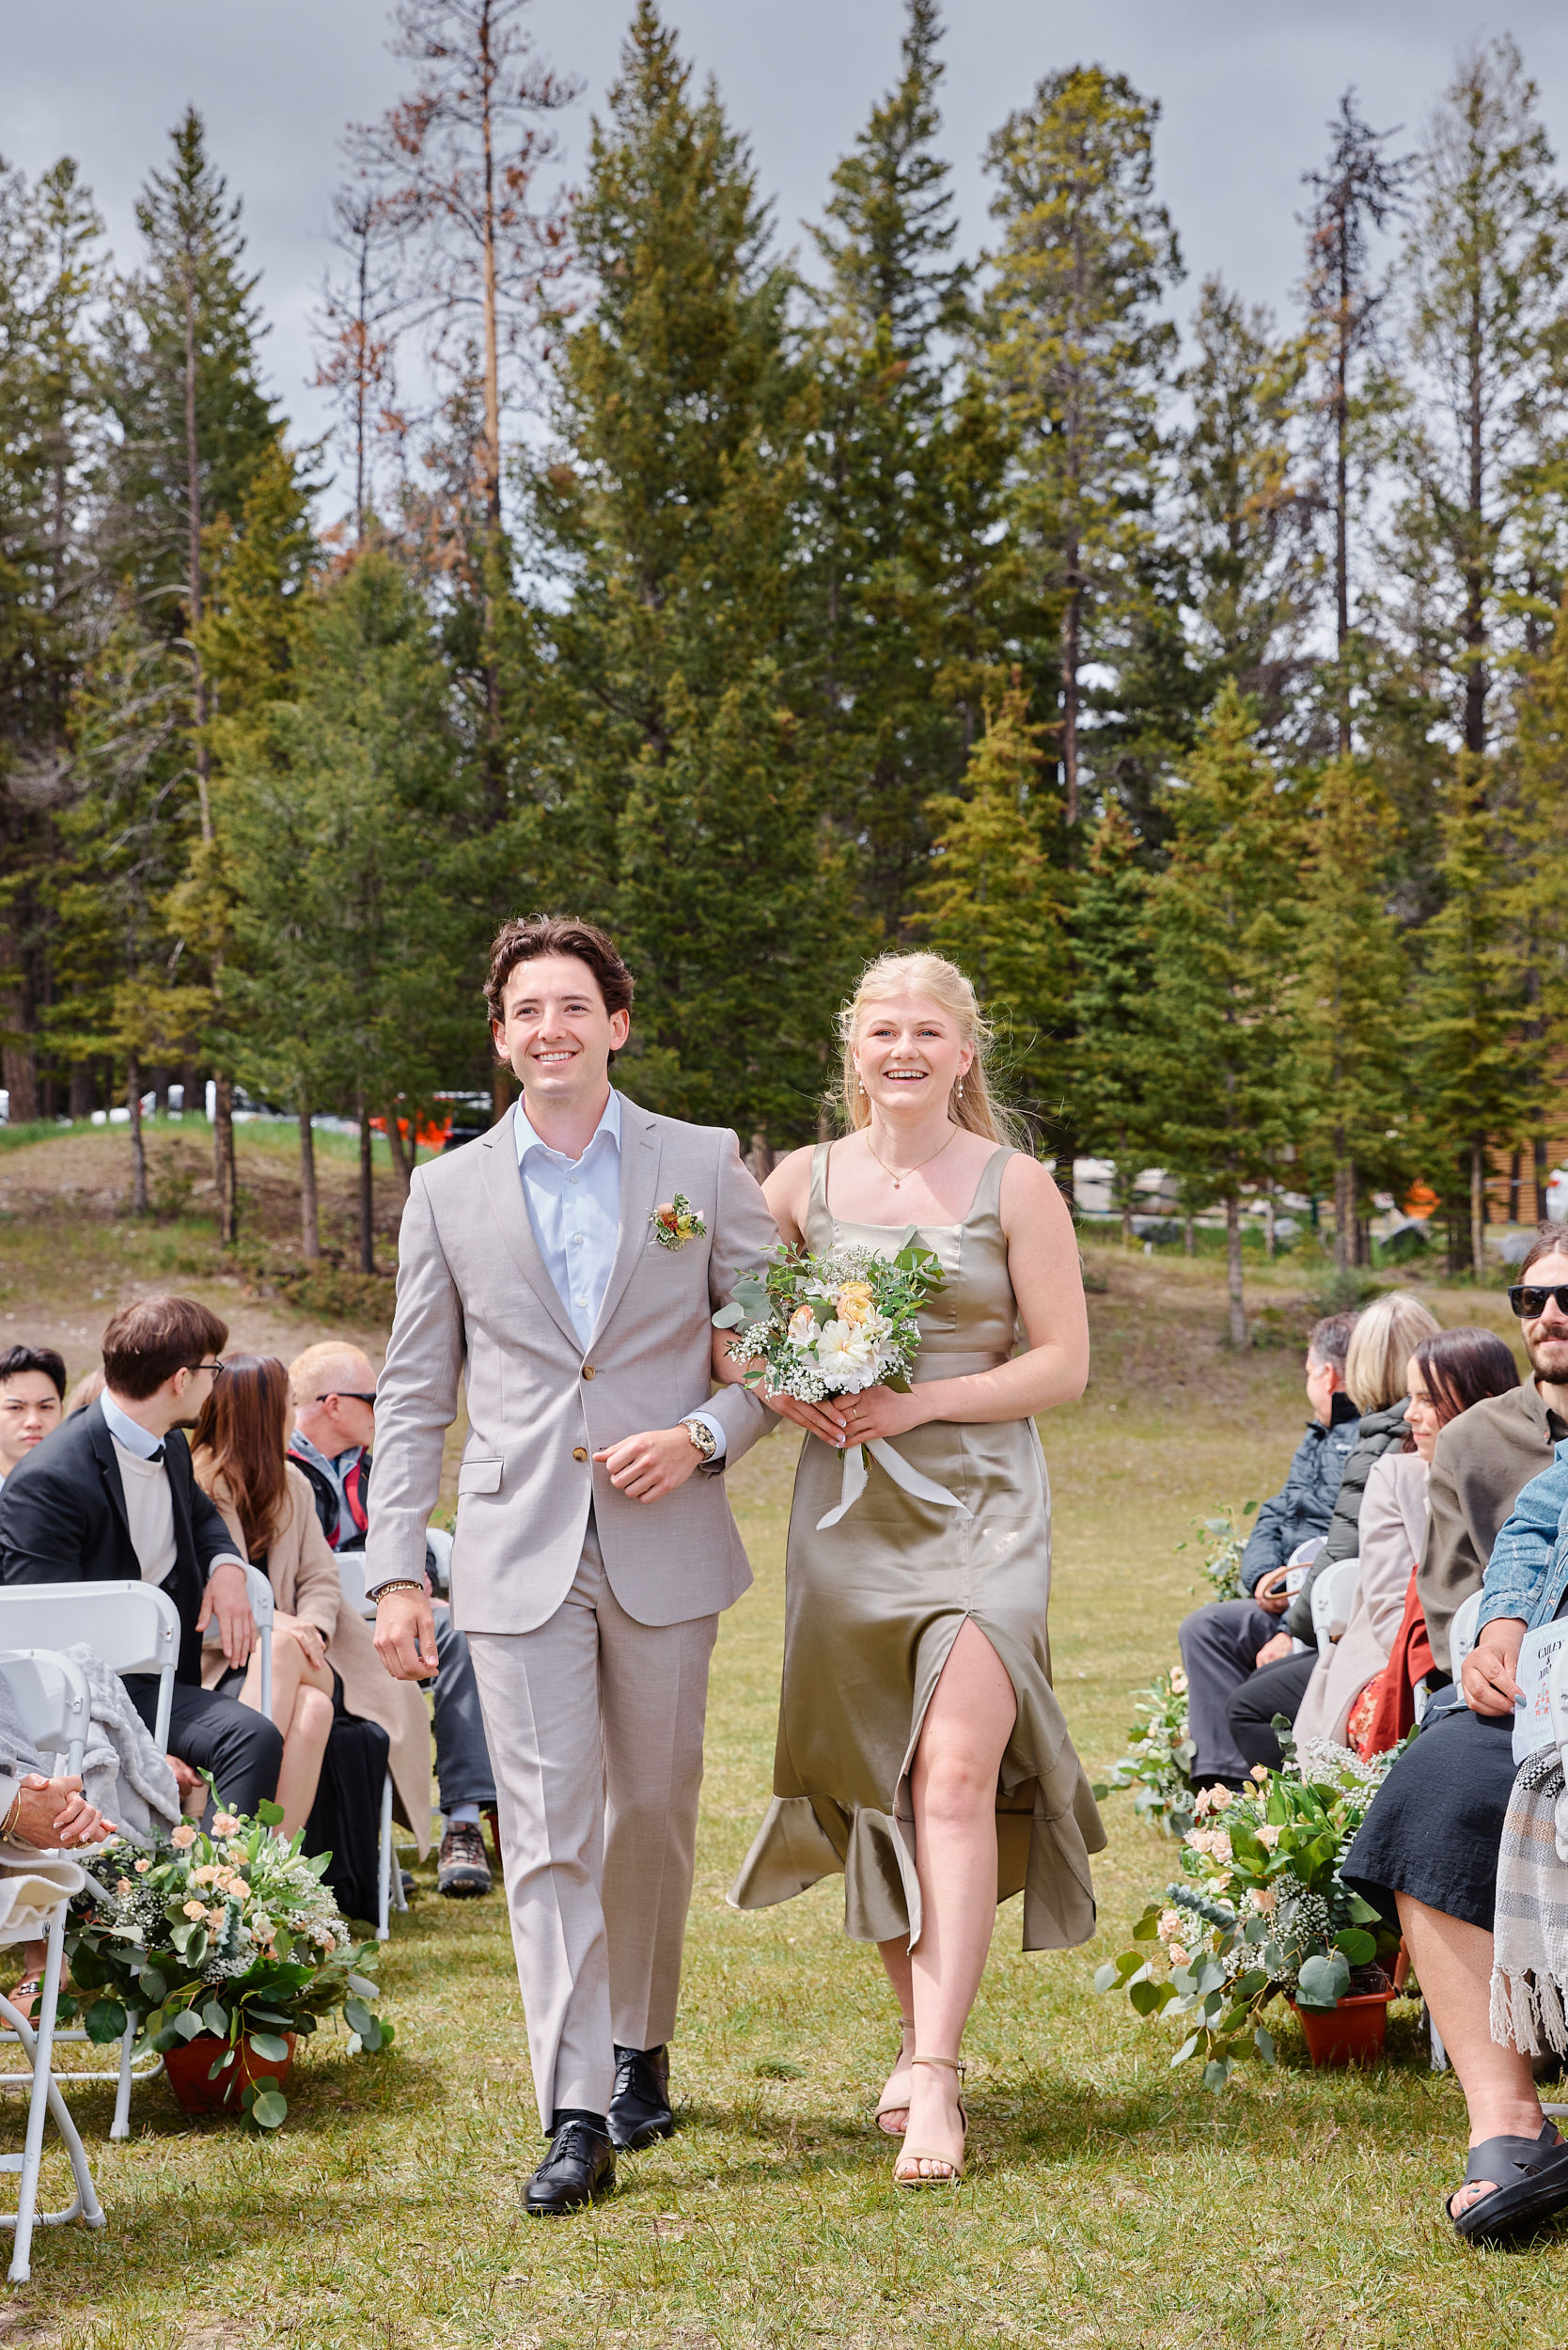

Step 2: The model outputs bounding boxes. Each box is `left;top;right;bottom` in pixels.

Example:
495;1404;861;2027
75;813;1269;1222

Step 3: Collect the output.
957;1077;964;1101
858;1075;868;1096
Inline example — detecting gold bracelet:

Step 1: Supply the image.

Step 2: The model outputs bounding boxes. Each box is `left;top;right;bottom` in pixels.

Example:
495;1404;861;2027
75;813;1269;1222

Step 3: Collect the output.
1;1791;23;1841
372;1581;424;1601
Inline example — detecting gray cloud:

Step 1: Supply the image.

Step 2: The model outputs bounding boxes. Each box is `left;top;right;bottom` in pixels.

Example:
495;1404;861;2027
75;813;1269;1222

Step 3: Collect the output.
5;0;1567;480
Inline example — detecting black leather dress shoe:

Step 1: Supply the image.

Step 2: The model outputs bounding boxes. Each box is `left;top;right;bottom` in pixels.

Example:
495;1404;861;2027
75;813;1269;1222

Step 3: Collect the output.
608;2044;675;2150
523;2121;615;2217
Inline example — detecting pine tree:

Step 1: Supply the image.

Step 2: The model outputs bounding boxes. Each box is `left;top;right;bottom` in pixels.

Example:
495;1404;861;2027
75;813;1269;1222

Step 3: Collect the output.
1509;598;1568;1218
908;673;1066;1125
1070;806;1153;1240
613;672;864;1140
1179;277;1315;734
0;155;107;1122
1414;760;1534;1274
1146;683;1301;1342
981;66;1183;833
1296;759;1412;1267
802;0;984;929
1389;39;1568;757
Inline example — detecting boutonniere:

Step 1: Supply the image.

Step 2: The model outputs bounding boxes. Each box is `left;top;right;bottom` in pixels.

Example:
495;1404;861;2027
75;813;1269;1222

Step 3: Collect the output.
651;1194;706;1250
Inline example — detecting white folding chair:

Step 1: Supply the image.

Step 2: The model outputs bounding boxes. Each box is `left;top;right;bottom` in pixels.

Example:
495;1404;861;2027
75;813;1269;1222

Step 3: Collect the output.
0;1650;105;2280
1310;1557;1361;1660
0;1576;274;2138
336;1556;406;1942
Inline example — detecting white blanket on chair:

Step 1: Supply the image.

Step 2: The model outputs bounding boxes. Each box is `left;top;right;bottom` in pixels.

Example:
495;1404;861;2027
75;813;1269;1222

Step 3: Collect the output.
52;1649;180;1841
0;1847;86;1952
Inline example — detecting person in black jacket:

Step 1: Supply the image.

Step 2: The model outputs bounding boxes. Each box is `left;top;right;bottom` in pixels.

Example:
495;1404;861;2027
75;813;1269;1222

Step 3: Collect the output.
1178;1314;1360;1787
0;1296;282;1818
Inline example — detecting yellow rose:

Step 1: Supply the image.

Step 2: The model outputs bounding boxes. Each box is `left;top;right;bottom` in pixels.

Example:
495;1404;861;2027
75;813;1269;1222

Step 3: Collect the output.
835;1280;874;1327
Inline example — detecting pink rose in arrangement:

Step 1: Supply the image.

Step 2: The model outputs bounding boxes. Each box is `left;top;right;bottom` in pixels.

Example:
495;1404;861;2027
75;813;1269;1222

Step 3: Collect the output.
170;1824;196;1850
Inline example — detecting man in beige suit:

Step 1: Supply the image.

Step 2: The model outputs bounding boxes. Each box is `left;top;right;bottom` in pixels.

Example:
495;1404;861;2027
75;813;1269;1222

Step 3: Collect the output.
367;916;777;2214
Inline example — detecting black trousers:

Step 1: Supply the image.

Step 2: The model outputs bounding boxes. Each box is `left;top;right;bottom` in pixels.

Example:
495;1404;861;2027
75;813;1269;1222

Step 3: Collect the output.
124;1675;283;1819
1225;1648;1320;1773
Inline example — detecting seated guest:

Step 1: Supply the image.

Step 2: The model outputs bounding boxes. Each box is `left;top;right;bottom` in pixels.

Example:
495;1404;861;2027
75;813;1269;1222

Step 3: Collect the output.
192;1355;429;1881
1178;1314;1360;1788
0;1297;282;1820
1224;1293;1444;1761
1341;1233;1568;2241
1418;1224;1568;1674
0;1347;66;1490
1282;1292;1442;1627
289;1341;497;1898
1285;1329;1519;1757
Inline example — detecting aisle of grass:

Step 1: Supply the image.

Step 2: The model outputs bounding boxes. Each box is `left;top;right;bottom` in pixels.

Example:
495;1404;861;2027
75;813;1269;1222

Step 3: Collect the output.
2;1247;1559;2348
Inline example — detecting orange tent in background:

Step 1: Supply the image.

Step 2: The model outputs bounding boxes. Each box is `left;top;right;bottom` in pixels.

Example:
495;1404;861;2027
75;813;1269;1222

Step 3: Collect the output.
369;1111;452;1152
1403;1180;1440;1222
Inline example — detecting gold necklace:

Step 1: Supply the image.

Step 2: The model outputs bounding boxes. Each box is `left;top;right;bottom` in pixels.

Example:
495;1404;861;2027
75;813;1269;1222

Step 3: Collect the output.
864;1124;960;1190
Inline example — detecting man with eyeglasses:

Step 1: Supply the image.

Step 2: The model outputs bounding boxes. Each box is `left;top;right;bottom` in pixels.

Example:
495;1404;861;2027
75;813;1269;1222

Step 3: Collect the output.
0;1295;283;1818
288;1342;498;1899
1417;1222;1568;1677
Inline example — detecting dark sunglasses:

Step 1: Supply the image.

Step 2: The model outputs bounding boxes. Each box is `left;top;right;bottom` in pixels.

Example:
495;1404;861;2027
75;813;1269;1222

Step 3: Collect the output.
1508;1285;1568;1319
316;1390;378;1406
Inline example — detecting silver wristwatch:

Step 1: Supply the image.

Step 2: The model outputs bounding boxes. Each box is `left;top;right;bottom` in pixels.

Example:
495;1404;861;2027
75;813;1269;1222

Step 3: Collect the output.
681;1417;718;1463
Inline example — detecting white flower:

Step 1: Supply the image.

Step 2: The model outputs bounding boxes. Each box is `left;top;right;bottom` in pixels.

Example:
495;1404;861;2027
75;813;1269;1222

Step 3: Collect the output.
787;1305;819;1348
813;1320;880;1384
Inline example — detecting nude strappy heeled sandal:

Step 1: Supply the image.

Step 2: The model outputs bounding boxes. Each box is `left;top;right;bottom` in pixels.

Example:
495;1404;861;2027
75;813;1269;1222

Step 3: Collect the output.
875;2016;917;2136
892;2056;967;2186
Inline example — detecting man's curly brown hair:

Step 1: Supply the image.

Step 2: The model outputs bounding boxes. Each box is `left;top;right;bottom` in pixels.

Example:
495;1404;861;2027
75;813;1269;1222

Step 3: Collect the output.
484;916;635;1035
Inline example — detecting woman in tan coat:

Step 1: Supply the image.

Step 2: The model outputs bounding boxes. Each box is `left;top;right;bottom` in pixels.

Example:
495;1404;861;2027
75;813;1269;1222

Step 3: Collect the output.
191;1357;430;1857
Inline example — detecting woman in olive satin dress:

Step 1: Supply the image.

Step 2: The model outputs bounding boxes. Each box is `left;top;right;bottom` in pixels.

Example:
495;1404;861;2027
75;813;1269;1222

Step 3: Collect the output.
723;951;1102;2186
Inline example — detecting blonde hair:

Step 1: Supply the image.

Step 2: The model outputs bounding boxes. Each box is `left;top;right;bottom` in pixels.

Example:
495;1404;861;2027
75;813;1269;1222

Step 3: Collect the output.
288;1340;374;1407
1344;1292;1441;1416
837;951;1018;1146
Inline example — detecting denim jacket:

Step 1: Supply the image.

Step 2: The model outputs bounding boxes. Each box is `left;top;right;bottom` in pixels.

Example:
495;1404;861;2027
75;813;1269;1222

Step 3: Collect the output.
1477;1440;1568;1635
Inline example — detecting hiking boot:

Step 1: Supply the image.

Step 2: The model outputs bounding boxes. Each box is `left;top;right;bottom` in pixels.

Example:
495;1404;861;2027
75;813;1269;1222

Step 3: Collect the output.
437;1819;493;1898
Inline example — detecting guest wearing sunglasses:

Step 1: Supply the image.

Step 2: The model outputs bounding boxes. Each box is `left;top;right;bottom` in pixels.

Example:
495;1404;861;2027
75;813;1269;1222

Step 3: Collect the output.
1417;1224;1568;1679
0;1296;282;1820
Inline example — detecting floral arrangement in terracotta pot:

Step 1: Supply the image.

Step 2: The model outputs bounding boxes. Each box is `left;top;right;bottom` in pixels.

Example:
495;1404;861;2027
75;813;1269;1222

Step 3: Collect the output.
64;1797;392;2129
1095;1737;1406;2089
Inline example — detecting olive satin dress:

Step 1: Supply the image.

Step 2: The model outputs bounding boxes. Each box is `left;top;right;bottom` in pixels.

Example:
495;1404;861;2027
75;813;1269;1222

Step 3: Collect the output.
729;1142;1105;1950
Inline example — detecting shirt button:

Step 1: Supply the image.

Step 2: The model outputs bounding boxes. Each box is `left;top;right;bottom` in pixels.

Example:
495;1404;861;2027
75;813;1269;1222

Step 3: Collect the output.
569;1175;578;1184
572;1447;588;1463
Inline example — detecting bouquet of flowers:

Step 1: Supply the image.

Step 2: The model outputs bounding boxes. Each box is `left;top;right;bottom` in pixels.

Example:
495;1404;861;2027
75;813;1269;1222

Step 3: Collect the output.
713;1239;943;1402
1174;1502;1258;1602
714;1241;965;1529
1094;1736;1404;2091
65;1796;391;2129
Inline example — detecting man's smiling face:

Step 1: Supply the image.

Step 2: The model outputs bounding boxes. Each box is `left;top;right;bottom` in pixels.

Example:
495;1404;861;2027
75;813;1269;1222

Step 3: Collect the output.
492;952;631;1106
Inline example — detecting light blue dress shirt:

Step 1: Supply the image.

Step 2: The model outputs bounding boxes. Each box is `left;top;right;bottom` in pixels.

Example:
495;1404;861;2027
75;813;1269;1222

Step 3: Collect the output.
101;1391;165;1461
513;1089;725;1457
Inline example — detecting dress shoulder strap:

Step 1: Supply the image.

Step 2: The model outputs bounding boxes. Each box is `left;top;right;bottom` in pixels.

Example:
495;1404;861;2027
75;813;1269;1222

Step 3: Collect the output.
967;1144;1014;1226
808;1139;833;1234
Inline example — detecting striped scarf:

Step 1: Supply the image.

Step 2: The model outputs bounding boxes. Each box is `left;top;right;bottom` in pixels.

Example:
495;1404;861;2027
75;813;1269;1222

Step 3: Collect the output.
1490;1747;1568;2058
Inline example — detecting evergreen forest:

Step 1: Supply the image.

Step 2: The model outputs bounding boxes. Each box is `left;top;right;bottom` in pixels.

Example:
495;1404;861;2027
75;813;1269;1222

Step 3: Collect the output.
6;0;1568;1334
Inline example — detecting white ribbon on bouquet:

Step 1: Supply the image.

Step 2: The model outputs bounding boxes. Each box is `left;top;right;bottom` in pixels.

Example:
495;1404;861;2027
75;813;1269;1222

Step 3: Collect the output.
816;1436;973;1531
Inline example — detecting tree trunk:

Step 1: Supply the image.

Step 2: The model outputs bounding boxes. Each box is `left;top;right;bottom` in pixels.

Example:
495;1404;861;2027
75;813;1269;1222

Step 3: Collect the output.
213;1073;237;1246
298;1106;320;1261
357;1097;375;1276
1060;544;1080;831
1225;1191;1247;1348
1509;1148;1522;1226
69;1061;93;1120
1184;1214;1196;1258
1536;1135;1550;1225
1333;1147;1356;1275
128;1054;148;1215
1263;1184;1276;1260
1470;1136;1486;1278
384;1107;414;1210
490;1063;511;1125
746;1129;773;1185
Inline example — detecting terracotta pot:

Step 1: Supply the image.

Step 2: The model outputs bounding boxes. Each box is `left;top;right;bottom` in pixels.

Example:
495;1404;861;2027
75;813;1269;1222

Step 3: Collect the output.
162;2030;296;2117
1289;1989;1396;2068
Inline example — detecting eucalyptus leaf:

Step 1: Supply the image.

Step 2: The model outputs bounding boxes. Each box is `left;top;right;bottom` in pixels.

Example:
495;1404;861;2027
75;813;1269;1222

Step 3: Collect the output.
1334;1928;1377;1966
1295;1951;1351;2011
249;2089;288;2130
360;2016;384;2051
173;2009;207;2041
345;1974;379;2000
344;1998;373;2036
201;1999;229;2038
248;2031;290;2063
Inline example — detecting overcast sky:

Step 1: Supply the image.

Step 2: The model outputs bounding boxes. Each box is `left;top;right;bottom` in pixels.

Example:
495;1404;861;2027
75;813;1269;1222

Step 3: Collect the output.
6;0;1568;483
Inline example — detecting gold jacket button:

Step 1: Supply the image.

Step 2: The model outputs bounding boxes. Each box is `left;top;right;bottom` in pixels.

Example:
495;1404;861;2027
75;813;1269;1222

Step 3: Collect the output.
572;1446;588;1463
582;1365;595;1380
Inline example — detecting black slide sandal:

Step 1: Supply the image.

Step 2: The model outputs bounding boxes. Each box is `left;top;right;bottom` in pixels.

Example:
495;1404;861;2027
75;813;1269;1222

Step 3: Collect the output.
1449;2123;1568;2242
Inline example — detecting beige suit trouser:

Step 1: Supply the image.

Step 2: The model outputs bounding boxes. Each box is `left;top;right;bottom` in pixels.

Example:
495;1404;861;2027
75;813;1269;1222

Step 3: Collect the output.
465;1512;718;2129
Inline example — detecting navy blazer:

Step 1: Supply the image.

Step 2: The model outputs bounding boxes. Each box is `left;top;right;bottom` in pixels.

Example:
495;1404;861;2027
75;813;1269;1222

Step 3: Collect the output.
0;1401;237;1684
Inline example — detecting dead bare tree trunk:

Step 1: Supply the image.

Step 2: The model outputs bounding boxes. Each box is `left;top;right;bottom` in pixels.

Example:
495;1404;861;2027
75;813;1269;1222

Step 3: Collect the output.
1333;1148;1356;1275
357;1096;376;1275
127;1053;149;1214
1225;1189;1247;1348
213;1073;237;1246
1470;1136;1486;1278
298;1105;321;1260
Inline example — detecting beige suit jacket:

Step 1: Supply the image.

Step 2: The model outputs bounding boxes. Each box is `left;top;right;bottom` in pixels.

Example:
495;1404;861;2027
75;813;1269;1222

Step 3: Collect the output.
365;1094;779;1636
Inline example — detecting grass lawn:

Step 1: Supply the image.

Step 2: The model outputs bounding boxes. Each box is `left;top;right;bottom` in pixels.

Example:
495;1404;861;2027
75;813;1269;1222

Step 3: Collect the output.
0;1126;1557;2346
